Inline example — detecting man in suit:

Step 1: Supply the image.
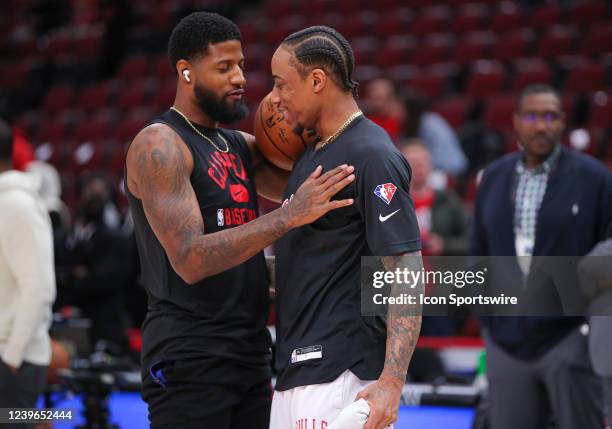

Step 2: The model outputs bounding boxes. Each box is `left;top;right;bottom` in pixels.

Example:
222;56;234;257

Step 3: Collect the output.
471;84;612;429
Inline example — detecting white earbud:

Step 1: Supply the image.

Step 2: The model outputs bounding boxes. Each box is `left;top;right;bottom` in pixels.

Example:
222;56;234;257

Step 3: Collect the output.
183;70;191;83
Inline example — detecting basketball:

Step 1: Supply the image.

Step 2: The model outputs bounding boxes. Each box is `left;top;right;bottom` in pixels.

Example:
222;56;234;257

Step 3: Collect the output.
253;92;318;171
46;339;70;385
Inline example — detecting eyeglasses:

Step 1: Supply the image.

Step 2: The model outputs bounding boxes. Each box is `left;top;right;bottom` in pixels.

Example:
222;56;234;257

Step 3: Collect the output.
518;112;562;124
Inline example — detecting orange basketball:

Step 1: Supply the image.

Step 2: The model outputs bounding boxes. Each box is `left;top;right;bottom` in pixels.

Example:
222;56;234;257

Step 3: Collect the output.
254;92;318;171
47;339;70;385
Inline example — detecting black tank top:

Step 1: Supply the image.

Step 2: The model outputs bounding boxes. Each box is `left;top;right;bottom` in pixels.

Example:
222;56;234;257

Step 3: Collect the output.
126;109;271;372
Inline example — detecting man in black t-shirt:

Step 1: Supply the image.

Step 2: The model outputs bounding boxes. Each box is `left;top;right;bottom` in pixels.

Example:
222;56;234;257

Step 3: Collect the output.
269;27;423;429
125;13;356;429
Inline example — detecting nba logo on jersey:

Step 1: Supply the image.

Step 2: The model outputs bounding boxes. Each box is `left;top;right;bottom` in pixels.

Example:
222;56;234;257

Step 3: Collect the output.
217;209;224;226
374;183;397;205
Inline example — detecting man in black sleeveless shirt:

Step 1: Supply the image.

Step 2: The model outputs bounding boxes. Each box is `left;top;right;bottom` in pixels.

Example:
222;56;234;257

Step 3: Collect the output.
125;13;356;429
268;27;423;429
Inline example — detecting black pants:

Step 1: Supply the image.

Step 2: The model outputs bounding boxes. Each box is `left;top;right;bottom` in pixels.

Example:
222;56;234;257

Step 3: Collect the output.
0;360;47;429
142;358;271;429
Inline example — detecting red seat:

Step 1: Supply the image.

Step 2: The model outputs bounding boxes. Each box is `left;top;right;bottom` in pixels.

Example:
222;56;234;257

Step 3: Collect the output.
567;1;607;27
35;120;70;145
1;60;32;90
42;86;74;113
74;118;110;143
70;141;106;173
589;92;612;128
267;2;293;19
565;62;606;94
410;7;450;36
114;118;148;144
78;82;113;112
536;26;576;58
115;82;150;111
376;36;416;68
153;54;173;81
431;97;471;129
490;8;523;32
529;4;561;28
146;8;172;31
484;94;516;131
152;81;176;113
118;56;150;81
512;59;552;90
410;70;447;99
451;4;488;34
74;33;102;60
351;36;379;66
494;29;533;62
375;9;414;37
581;24;612;56
465;61;506;98
387;65;420;87
412;34;455;66
453;32;495;64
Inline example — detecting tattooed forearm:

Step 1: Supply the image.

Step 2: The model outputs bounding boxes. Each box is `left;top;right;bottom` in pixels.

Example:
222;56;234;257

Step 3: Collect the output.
190;212;291;282
129;124;295;284
380;251;423;383
128;124;354;285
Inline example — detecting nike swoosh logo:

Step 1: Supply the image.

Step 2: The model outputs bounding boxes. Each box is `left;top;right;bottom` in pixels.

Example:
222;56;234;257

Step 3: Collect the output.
379;209;401;222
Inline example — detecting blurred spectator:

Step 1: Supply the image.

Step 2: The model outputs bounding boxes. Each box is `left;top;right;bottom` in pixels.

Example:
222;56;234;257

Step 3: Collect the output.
11;126;35;171
471;84;611;429
402;140;470;256
402;89;469;176
26;161;71;232
578;221;612;426
363;78;404;141
0;119;56;415
54;173;130;355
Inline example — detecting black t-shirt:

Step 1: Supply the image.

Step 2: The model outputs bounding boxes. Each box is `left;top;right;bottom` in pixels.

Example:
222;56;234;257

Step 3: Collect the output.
126;110;271;383
274;116;421;391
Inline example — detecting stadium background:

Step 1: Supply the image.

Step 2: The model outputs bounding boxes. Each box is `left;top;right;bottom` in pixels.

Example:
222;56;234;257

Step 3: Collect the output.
1;0;611;427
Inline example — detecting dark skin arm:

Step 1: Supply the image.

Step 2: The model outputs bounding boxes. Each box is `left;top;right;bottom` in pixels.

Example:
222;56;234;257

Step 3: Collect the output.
239;130;290;203
126;124;354;285
356;251;423;429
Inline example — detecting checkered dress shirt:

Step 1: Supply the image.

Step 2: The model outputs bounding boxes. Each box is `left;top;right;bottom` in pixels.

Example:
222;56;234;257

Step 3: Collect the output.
514;144;561;251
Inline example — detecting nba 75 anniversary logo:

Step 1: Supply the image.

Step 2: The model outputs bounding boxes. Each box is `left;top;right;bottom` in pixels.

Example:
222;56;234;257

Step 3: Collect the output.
374;183;397;205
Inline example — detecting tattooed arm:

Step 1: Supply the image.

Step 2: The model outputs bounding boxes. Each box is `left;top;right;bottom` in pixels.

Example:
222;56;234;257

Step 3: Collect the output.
356;251;423;429
126;124;354;284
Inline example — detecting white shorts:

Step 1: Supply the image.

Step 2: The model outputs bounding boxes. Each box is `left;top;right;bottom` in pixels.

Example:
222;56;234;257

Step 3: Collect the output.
270;370;392;429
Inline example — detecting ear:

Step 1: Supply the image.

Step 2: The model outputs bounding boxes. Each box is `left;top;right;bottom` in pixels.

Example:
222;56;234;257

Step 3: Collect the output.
311;68;327;94
176;59;191;81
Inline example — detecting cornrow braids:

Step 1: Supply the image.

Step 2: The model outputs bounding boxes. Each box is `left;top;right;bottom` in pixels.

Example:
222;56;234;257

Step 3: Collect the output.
283;26;359;97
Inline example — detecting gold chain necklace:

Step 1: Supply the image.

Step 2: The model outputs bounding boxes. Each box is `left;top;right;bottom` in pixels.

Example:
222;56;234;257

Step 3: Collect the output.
318;110;363;149
170;106;229;153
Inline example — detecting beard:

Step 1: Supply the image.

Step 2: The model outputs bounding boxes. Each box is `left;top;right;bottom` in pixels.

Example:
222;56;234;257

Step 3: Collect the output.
194;83;249;124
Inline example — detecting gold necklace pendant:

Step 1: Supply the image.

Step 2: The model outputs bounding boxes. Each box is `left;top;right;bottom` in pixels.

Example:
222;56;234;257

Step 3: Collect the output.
170;106;230;153
319;111;363;149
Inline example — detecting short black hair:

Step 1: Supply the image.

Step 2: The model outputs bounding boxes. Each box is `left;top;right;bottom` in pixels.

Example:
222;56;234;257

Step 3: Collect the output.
517;84;562;111
0;118;12;161
282;26;359;96
168;12;241;75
